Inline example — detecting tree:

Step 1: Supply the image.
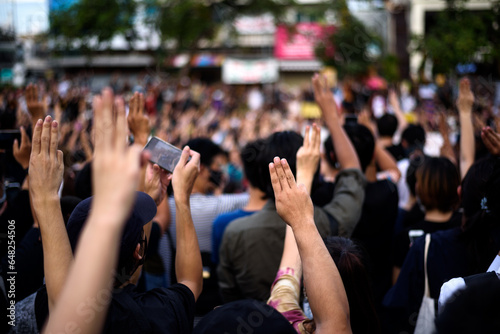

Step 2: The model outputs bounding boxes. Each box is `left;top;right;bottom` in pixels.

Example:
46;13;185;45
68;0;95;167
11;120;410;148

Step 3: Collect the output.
411;0;498;75
315;0;383;79
50;0;137;52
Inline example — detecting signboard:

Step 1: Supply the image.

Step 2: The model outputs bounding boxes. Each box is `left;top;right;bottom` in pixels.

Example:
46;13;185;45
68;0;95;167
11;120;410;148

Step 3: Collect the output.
222;58;279;84
274;23;334;60
234;14;276;35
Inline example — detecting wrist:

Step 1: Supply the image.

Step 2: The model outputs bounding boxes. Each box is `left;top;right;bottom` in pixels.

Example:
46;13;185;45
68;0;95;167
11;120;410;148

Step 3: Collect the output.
291;218;316;234
174;194;190;207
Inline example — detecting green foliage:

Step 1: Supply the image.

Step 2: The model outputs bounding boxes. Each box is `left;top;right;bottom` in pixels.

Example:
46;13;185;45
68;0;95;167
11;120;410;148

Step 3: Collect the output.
316;3;383;79
145;0;296;52
411;0;498;74
50;0;137;50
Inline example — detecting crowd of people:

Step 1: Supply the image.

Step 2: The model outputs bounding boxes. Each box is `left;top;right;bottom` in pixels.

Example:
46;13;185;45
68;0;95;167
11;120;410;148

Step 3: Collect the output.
0;70;500;334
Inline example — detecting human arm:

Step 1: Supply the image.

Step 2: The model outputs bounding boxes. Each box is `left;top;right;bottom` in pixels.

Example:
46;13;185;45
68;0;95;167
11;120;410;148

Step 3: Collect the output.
481;127;500;156
43;88;145;334
388;89;408;132
312;74;360;170
457;78;475;180
25;84;46;130
374;143;401;182
28;115;69;312
270;158;351;333
172;147;203;301
128;92;150;147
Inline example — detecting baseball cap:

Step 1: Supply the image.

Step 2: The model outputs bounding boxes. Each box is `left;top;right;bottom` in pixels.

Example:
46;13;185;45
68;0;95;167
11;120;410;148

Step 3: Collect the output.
193;300;296;334
66;191;157;264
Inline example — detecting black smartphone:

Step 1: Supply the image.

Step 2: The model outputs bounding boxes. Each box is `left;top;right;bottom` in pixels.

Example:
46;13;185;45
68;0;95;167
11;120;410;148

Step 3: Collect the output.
0;130;21;151
144;137;185;173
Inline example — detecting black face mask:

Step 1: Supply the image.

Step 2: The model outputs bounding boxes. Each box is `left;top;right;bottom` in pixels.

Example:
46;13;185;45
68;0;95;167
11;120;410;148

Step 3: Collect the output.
209;169;224;186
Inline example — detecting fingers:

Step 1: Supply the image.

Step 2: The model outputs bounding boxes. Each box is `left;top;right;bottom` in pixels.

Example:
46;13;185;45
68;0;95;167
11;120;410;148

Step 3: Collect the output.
114;97;126;150
303;125;310;148
40;115;52;156
311;123;320;151
459;78;470;94
281;158;296;188
188;149;201;170
49;120;59;159
269;160;282;194
139;93;144;115
32;118;43;155
130;93;137;116
101;88;114;149
273;156;290;189
57;150;63;166
152;163;161;185
20;126;30;145
93;95;104;153
312;73;320;94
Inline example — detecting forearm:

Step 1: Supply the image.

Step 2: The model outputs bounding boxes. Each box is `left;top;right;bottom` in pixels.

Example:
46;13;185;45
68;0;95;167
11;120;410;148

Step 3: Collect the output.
293;222;351;333
459;112;474;179
174;198;203;300
325;116;360;170
44;215;122;334
375;144;401;182
33;196;72;310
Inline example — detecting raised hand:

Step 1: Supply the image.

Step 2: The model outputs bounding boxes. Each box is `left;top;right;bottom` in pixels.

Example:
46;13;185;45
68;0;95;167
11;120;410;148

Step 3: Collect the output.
144;163;171;206
128;92;150;147
172;146;200;203
457;78;474;113
481;126;500;156
270;156;314;230
91;88;144;225
312;73;339;121
296;124;321;193
29;116;64;199
13;126;32;169
358;109;377;136
25;84;45;122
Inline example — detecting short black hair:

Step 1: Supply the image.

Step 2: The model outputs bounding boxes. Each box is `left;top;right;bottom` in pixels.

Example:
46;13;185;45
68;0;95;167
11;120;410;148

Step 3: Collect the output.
254;131;303;199
240;139;265;188
377;114;398;138
185;137;225;167
401;124;425;149
343;123;375;173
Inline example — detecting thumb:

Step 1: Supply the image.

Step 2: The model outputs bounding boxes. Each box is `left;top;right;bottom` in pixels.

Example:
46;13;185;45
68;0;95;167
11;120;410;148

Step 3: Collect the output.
13;139;19;153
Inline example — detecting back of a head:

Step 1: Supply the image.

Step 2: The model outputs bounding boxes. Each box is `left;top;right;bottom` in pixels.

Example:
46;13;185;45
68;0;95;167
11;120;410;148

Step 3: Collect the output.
343;123;375;173
436;276;500;333
240;139;265;189
185;137;224;167
377;114;398;138
324;237;381;334
254;131;303;199
401;124;425;150
416;157;460;213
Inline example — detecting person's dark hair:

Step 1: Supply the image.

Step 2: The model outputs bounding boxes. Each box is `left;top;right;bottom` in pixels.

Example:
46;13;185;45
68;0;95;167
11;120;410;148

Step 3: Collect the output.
343;123;375;173
460;157;500;273
377;114;398;138
240;139;265;188
323;134;336;168
324;237;380;334
185;137;224;167
401;124;425;151
254;131;303;199
406;154;426;197
435;275;500;333
416;157;460;213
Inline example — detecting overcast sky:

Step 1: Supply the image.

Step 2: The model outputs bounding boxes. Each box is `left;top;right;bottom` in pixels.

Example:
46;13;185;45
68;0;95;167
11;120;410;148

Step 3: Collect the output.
0;0;49;35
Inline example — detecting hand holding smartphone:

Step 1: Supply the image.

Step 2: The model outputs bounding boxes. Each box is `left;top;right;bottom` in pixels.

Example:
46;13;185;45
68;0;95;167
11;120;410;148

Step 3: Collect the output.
144;137;188;173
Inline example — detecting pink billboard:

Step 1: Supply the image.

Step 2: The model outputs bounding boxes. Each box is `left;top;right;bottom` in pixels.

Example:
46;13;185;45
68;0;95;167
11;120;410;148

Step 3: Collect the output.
274;23;334;60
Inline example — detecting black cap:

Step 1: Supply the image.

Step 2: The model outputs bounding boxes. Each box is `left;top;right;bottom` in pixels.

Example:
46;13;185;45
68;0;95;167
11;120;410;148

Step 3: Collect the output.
193;300;296;334
66;191;157;263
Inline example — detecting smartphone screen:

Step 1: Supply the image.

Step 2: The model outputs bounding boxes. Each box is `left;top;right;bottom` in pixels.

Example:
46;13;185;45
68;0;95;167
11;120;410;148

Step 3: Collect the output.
0;130;21;151
144;137;184;173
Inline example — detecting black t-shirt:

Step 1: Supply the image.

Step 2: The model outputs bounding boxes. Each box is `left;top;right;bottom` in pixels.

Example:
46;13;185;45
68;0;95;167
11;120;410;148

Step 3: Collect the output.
393;211;462;268
35;283;195;333
351;179;399;303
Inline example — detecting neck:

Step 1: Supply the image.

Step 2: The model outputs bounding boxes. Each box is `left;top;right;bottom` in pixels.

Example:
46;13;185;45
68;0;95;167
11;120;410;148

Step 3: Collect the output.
424;209;453;222
244;187;267;211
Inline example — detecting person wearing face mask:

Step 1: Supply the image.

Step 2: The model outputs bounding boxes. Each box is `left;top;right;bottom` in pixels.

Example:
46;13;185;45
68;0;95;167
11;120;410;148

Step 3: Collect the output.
159;137;249;315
